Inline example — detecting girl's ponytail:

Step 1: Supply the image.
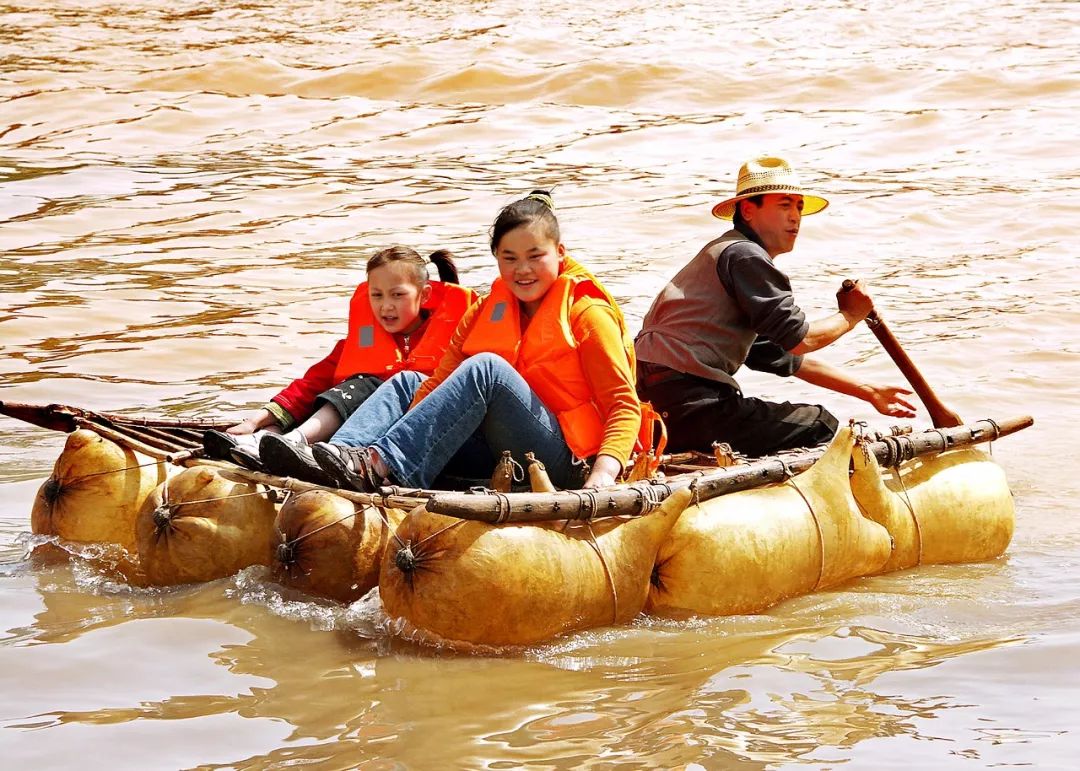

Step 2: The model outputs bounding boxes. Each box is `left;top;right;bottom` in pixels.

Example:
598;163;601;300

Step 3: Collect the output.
368;245;459;287
428;249;460;284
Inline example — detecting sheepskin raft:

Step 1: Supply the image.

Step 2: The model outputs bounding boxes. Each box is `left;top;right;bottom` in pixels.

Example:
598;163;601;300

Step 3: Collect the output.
3;400;1031;645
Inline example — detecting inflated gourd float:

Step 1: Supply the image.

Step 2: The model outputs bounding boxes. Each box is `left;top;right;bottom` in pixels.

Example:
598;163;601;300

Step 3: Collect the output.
850;444;1014;572
647;427;893;617
272;490;404;603
32;428;166;552
379;488;692;647
135;466;278;586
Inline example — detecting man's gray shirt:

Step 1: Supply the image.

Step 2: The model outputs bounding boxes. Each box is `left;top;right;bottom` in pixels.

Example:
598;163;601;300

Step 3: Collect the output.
635;229;807;390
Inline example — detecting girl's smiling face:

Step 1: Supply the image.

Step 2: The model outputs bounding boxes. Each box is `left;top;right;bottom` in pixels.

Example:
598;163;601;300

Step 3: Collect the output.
367;260;430;335
495;222;564;316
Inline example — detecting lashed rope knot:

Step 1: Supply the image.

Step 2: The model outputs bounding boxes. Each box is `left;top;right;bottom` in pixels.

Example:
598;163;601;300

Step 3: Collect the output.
395;542;418;573
569;489;599;520
152;503;176;533
983;417;1001;457
275;540;297;567
878;434;917;468
689;476;702;507
42;477;63;506
634;482;667;515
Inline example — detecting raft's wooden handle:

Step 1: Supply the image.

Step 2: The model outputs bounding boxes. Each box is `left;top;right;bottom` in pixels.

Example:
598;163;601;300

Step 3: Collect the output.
841;278;963;428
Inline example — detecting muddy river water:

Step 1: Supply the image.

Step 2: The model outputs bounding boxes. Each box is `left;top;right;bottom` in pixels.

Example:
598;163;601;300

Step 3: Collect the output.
1;1;1077;768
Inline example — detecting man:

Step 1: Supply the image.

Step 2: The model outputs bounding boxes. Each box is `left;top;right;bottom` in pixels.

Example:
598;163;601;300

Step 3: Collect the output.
635;155;916;456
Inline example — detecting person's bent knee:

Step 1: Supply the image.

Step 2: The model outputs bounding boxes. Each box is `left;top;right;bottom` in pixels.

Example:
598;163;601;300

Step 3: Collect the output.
811;407;839;444
389;370;425;388
458;352;516;381
464;351;508;369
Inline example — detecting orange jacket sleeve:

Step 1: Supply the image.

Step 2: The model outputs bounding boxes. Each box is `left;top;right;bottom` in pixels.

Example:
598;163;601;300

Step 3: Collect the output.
570;300;641;468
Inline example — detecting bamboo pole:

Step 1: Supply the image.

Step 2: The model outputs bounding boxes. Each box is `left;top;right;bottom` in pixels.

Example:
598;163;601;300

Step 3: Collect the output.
97;421;192;455
424;416;1032;523
74;419;177;460
0;400;233;433
187;459;430;511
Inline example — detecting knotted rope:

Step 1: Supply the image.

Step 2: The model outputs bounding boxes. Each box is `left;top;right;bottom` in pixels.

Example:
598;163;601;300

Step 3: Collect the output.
153;482;274;534
633;482;668;515
65;458;164;484
275;500;360;567
984;417;1001;457
893;466;924;566
569;489;600;521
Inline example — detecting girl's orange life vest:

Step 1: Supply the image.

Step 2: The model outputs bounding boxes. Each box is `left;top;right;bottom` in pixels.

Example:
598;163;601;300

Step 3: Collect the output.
333;281;477;383
460;257;663;461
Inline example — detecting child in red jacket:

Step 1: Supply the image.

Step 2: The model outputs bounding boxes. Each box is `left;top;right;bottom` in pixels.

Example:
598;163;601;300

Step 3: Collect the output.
203;246;477;483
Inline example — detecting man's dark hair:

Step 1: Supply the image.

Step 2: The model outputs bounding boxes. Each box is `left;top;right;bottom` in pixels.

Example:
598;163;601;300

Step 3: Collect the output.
732;195;765;246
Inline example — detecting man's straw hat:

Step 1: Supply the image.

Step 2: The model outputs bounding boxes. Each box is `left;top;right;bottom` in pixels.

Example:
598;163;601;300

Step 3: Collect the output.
711;155;829;220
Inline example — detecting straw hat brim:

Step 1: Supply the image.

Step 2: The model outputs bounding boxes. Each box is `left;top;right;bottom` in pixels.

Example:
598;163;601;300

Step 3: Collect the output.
711;191;829;220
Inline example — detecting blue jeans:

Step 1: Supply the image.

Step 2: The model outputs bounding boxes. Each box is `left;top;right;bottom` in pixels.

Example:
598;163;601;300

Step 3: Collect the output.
331;370;426;447
330;353;584;489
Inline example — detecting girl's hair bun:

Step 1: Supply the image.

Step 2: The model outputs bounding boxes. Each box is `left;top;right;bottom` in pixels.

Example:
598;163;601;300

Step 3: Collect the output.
524;190;554;210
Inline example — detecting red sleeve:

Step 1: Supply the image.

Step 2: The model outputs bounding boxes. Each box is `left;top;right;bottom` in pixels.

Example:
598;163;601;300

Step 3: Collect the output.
270;339;346;423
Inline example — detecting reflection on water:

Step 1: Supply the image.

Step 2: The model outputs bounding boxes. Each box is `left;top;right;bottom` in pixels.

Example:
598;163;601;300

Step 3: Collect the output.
2;549;1071;768
3;0;1079;767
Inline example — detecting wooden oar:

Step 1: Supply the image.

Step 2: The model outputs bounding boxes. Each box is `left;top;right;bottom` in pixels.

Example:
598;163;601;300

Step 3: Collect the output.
842;279;963;428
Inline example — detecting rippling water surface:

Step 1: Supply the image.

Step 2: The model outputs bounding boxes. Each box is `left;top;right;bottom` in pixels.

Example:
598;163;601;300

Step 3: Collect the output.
2;1;1078;768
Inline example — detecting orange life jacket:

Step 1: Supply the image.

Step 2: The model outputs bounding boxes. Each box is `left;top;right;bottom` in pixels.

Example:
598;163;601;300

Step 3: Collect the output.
333;281;477;382
461;257;664;461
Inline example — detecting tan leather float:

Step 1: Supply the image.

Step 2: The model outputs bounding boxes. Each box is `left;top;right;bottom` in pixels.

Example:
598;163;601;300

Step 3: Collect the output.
135;466;277;586
32;429;165;552
647;428;893;617
271;490;404;603
379;488;692;647
850;445;1014;572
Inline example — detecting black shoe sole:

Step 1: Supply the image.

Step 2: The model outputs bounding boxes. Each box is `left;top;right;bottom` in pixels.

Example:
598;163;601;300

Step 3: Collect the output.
260;434;336;487
203;429;239;460
228;445;267;472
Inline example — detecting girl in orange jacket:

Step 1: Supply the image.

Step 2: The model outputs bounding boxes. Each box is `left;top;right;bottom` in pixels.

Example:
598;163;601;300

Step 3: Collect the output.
313;191;647;491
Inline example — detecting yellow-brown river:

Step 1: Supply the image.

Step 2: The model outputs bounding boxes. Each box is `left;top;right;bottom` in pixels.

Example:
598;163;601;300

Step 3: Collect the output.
1;1;1077;768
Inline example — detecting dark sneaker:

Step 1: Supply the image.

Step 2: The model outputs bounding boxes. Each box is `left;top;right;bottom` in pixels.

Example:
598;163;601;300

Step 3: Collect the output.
260;433;336;486
312;443;379;493
228;445;267;472
203;429;239;460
